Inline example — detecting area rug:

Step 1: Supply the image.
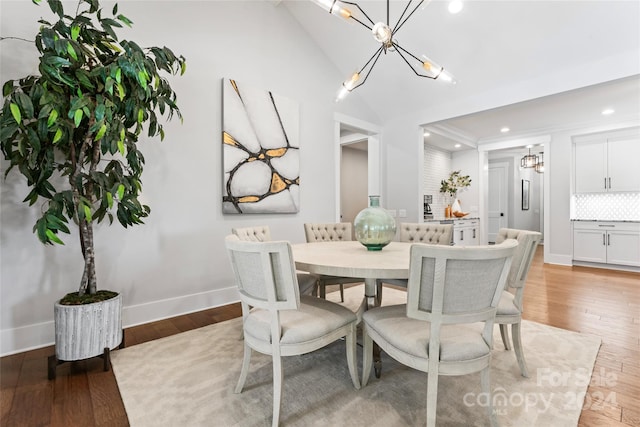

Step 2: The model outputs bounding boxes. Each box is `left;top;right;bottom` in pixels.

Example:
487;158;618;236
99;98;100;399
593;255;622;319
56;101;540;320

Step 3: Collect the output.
111;286;601;427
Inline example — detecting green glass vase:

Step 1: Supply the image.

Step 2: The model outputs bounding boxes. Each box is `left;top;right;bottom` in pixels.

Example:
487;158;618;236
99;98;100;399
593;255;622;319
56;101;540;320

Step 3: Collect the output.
354;195;397;251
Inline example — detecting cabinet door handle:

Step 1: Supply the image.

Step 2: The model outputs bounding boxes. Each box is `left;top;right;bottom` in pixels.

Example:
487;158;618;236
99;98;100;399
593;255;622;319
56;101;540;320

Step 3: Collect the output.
460;230;464;241
603;233;606;246
604;177;607;189
473;229;476;239
607;234;610;246
608;177;611;189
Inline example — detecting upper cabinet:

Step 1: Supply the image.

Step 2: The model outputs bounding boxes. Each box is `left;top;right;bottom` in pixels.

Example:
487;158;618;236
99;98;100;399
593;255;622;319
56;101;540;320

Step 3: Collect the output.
574;127;640;194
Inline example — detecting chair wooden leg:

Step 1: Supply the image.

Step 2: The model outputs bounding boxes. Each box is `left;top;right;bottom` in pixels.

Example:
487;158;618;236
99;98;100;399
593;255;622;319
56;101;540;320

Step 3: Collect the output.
345;324;360;390
499;324;511;350
426;367;439;427
512;322;529;377
272;354;283;427
481;366;499;427
362;326;373;387
234;342;252;393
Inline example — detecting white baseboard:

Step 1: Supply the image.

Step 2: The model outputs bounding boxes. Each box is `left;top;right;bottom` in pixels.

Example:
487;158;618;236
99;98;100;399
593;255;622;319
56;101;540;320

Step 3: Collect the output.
0;286;240;357
572;261;640;273
545;253;573;266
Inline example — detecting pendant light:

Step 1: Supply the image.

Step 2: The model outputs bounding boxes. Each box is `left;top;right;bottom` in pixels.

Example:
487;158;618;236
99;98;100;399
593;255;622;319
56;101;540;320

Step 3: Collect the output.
535;152;544;173
520;148;538;168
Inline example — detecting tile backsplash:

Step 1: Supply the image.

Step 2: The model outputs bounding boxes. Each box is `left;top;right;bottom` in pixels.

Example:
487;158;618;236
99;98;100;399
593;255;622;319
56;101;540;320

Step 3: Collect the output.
572;193;640;221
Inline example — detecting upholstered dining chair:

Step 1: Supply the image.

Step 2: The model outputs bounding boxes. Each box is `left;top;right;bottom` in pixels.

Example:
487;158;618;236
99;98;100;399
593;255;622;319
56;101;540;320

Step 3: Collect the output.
494;228;542;378
303;223;364;302
362;239;518;427
225;235;360;427
232;226;318;296
376;223;453;303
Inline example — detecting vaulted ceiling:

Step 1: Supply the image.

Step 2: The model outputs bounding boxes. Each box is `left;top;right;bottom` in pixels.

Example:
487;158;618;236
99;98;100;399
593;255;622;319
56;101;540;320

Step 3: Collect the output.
282;1;640;144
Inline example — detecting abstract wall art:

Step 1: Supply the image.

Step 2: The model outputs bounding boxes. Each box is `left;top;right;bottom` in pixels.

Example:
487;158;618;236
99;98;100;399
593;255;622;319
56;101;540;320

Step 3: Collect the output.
222;78;300;214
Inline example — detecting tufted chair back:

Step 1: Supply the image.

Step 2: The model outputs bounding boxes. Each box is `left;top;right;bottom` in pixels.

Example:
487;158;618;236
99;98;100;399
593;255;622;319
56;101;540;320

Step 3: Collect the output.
232;226;272;242
398;223;453;245
304;223;353;242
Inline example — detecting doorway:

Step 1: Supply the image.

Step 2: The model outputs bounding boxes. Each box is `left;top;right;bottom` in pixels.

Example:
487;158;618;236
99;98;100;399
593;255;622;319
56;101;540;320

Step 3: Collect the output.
340;138;368;224
480;137;548;247
334;114;381;224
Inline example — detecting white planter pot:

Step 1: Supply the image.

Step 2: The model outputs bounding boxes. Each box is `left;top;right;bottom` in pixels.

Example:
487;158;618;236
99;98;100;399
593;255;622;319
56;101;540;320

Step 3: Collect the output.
54;293;123;361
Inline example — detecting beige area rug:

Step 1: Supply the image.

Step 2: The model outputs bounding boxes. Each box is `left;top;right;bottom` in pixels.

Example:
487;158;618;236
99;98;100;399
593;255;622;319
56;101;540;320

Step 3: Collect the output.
111;285;601;427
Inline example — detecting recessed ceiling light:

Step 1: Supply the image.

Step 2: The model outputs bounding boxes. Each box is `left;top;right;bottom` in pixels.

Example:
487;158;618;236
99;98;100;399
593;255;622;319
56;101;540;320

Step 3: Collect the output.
424;131;431;137
454;143;461;148
500;127;510;133
602;108;615;115
448;0;463;14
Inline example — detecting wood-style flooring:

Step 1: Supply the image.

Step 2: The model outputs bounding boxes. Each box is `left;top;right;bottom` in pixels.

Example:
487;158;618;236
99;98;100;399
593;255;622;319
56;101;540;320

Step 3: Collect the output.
1;247;638;426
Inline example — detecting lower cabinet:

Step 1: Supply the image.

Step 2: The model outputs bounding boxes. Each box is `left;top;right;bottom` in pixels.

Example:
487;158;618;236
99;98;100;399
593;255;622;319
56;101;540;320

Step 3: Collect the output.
453;219;479;246
573;221;640;267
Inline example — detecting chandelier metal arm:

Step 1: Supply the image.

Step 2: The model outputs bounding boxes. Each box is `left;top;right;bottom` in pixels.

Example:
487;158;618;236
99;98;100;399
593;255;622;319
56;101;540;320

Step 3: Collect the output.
352;46;385;90
339;0;376;27
393;43;440;79
393;0;426;36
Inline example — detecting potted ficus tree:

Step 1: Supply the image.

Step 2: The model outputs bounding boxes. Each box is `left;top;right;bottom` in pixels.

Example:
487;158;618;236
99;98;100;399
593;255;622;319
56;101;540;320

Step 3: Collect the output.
0;0;185;377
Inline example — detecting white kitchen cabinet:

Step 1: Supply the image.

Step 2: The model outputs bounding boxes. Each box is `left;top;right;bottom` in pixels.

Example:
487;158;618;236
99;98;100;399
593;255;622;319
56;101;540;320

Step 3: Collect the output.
573;221;640;267
574;128;640;194
452;219;479;246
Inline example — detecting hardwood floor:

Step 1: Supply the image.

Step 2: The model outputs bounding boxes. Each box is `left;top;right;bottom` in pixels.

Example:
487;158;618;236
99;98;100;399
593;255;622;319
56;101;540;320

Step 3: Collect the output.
1;246;638;426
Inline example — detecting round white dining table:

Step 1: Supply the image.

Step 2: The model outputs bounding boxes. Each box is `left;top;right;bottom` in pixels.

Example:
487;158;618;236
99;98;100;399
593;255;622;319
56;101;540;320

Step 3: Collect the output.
291;240;412;308
292;240;412;378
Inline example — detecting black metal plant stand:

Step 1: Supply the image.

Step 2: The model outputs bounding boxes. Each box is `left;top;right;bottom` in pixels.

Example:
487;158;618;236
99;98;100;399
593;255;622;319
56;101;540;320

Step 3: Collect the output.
47;329;126;380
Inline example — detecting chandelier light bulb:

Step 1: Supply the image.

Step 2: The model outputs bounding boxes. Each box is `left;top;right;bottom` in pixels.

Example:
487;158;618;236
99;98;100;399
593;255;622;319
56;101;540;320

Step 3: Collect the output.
335;72;361;102
437;69;457;84
422;56;456;84
344;72;360;90
312;0;352;19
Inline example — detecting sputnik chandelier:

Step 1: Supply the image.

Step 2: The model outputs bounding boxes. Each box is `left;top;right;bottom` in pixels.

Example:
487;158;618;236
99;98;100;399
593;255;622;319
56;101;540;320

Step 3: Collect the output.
311;0;458;101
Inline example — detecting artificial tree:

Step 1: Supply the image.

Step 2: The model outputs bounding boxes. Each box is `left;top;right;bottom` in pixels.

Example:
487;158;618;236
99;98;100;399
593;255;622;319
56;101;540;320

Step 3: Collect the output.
1;0;185;303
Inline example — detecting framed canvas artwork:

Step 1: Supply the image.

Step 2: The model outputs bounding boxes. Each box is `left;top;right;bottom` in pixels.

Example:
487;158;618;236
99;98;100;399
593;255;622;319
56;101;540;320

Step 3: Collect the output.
521;179;530;210
222;78;300;214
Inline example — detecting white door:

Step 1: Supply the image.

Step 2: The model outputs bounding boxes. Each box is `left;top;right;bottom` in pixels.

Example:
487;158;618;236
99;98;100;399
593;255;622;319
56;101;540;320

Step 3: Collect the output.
488;162;508;243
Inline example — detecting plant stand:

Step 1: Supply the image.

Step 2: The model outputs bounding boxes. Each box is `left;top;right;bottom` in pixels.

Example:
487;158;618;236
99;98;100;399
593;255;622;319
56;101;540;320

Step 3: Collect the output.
48;332;125;380
48;294;123;380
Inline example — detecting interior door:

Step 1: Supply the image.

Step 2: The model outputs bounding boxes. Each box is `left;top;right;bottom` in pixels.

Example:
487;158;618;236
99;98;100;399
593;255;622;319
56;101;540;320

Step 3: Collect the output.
488;162;508;242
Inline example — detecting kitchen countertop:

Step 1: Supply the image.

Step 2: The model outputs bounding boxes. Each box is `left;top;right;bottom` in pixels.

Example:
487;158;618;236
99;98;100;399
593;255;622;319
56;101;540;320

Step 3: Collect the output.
424;217;480;223
571;219;640;223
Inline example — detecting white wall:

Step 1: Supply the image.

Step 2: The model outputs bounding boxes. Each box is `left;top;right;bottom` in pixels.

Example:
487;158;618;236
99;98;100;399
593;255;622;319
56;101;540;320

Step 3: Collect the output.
423;145;452;218
0;1;379;355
